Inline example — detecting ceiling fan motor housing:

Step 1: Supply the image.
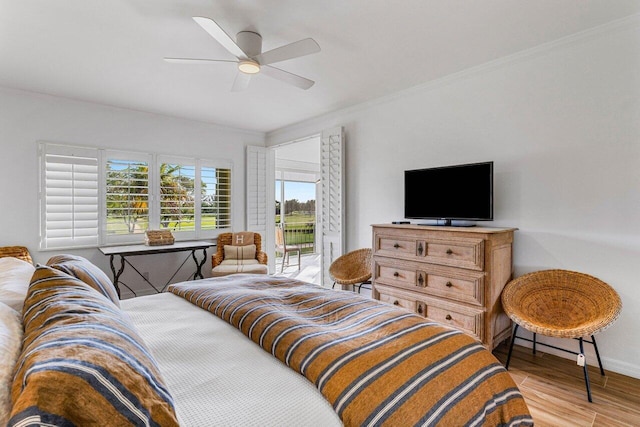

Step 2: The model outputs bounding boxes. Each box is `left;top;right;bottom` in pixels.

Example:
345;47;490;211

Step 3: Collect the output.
236;31;262;58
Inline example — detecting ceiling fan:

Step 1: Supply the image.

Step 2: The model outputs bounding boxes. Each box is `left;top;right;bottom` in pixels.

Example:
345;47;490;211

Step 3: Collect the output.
165;17;320;91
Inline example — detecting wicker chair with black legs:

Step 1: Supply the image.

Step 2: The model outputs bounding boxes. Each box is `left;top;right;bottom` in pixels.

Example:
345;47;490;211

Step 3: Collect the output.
329;248;372;293
501;269;622;402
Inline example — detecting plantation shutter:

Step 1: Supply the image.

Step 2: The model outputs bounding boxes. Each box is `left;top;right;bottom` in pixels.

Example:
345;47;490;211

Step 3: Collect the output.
320;127;345;286
39;143;99;249
246;146;275;272
201;160;232;234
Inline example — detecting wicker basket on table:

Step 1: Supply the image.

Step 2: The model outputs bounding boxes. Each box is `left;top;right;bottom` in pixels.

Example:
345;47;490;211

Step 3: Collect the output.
145;230;175;246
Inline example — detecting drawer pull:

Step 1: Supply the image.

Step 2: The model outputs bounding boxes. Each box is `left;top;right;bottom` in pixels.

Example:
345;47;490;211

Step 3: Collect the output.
393;243;400;249
445;281;453;288
446;249;453;255
445;314;452;321
417;304;424;314
417;274;424;286
393;300;400;306
417;242;424;255
393;271;400;277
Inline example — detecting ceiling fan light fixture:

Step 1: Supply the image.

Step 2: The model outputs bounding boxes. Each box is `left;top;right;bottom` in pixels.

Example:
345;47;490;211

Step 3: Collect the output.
238;60;260;74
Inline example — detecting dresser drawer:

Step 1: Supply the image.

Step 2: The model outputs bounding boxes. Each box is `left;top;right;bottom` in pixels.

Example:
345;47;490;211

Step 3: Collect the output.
422;238;484;270
377;264;416;288
425;273;483;306
375;230;484;271
374;258;484;306
417;300;483;341
376;235;417;258
377;290;416;312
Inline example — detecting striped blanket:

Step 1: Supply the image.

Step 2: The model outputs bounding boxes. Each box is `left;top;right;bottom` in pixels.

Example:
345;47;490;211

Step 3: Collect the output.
170;275;532;427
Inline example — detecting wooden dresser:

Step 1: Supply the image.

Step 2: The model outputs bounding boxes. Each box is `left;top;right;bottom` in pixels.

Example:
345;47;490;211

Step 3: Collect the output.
371;224;516;350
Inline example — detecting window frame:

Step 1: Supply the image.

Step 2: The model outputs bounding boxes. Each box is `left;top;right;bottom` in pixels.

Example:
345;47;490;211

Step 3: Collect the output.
39;142;234;250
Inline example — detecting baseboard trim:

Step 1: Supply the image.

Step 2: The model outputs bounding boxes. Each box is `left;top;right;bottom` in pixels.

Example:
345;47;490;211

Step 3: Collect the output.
601;356;640;380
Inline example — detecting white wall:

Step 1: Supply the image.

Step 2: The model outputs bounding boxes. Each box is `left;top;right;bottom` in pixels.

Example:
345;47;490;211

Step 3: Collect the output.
267;20;640;377
0;87;265;297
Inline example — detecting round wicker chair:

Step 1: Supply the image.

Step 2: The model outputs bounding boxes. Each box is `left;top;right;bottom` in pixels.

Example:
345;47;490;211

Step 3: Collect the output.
329;248;372;293
501;269;622;402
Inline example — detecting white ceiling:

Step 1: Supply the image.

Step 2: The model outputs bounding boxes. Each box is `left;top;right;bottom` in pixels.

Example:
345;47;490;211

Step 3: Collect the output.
2;1;639;133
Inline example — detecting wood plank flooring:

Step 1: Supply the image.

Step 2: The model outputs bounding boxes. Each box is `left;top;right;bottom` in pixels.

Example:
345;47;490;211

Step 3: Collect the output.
493;344;640;426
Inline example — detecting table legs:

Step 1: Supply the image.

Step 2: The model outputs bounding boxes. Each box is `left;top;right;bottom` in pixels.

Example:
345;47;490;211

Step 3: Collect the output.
106;246;212;296
193;248;208;279
108;254;125;298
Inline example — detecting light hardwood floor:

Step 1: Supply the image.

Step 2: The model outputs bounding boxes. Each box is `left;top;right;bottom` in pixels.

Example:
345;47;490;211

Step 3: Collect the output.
493;344;640;426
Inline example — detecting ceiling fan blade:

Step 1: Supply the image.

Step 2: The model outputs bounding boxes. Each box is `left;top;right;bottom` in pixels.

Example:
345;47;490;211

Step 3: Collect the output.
254;38;320;65
231;72;252;92
164;57;237;65
193;16;248;59
261;65;315;90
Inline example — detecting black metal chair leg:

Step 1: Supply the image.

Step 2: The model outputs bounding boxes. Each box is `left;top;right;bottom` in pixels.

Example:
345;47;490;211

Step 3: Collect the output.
592;335;605;376
580;338;593;402
505;324;519;370
533;332;537;355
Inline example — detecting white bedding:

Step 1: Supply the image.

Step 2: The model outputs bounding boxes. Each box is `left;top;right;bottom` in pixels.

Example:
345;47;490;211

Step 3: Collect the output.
121;292;342;427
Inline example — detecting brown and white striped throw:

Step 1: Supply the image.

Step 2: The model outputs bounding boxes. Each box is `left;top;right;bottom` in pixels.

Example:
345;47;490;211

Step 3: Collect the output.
170;275;532;427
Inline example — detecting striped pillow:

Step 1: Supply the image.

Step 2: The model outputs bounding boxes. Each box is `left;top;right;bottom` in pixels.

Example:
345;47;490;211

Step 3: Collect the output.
47;254;120;306
9;266;179;427
224;244;256;260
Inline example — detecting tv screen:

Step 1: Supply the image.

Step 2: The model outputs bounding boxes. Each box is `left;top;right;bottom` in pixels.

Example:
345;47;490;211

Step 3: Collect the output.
404;161;493;224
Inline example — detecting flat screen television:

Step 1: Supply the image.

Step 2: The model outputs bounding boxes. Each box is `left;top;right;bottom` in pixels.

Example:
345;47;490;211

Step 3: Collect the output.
404;161;493;226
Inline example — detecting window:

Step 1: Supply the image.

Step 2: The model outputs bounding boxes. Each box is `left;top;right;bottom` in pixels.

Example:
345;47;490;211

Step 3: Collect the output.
39;144;99;249
159;160;196;232
105;152;151;239
39;143;232;249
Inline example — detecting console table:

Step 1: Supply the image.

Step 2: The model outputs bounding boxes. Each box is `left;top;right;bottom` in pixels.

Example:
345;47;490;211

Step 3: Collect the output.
99;240;215;297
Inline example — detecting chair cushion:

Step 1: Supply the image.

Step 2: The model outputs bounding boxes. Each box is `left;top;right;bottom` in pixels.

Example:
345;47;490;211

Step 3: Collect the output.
224;244;257;261
47;254;120;307
211;263;268;277
220;259;260;266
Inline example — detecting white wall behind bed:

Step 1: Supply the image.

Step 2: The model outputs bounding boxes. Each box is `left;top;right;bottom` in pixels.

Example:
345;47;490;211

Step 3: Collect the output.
0;87;265;297
266;18;640;378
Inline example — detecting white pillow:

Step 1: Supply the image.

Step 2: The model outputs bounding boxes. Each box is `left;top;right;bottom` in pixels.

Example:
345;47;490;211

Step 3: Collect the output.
0;257;35;313
0;301;23;425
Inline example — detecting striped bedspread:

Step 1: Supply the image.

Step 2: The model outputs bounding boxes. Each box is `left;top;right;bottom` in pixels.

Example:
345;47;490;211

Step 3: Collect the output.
169;275;532;427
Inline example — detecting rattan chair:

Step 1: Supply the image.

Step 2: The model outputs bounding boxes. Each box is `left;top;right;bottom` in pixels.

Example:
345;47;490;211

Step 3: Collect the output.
211;232;268;277
0;246;33;264
501;269;622;402
329;248;372;293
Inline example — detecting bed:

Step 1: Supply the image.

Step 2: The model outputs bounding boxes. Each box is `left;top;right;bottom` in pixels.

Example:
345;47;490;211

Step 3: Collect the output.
0;248;533;426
